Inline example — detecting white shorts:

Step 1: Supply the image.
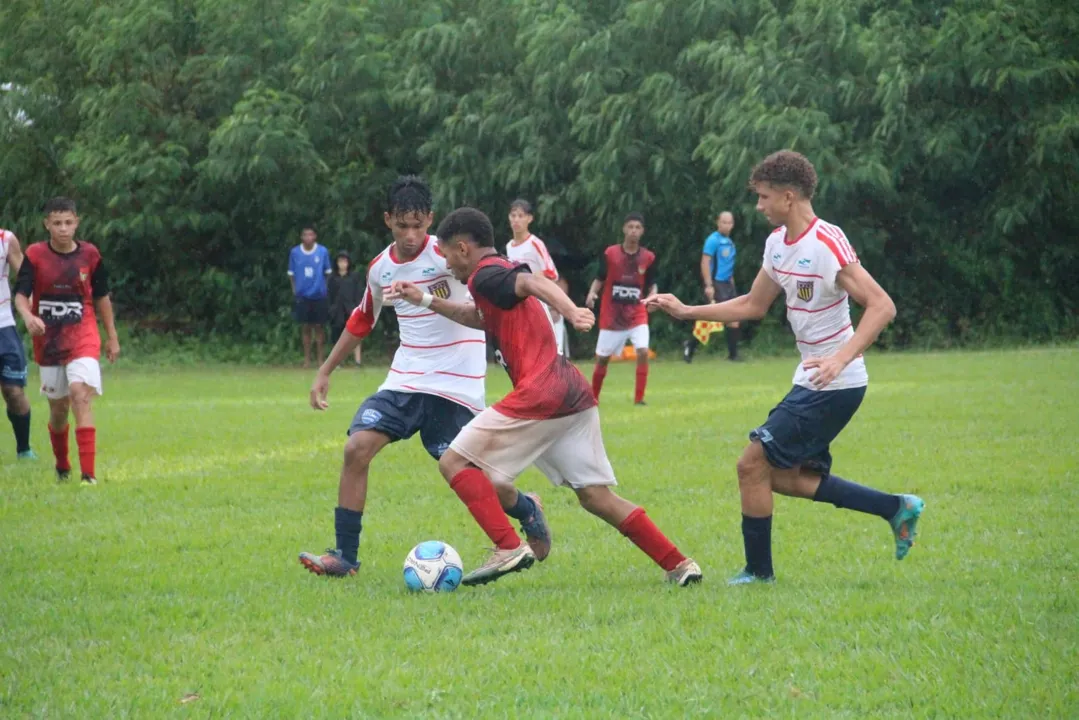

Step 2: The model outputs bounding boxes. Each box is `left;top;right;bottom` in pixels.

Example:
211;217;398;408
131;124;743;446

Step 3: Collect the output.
552;315;566;356
595;324;649;358
39;357;103;400
449;406;617;489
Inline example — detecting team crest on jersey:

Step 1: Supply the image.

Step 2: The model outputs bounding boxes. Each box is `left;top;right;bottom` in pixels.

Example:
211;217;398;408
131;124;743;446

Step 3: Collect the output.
797;280;815;302
430;280;451;300
638;265;646;275
79;266;89;282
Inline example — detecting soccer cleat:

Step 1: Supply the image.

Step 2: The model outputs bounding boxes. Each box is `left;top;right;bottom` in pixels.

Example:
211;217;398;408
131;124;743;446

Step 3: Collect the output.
889;494;925;560
80;474;98;486
56;468;72;483
519;492;552;562
665;558;703;587
17;449;38;461
299;548;360;577
727;569;775;586
634;400;648;406
461;544;535;587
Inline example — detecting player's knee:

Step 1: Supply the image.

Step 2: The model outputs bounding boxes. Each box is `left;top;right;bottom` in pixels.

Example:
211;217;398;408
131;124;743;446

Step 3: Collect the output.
736;444;768;484
0;384;23;403
437;450;468;483
343;434;379;469
574;486;609;515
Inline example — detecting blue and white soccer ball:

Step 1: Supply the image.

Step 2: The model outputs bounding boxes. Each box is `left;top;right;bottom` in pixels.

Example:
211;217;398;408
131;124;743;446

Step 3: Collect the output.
403;541;463;593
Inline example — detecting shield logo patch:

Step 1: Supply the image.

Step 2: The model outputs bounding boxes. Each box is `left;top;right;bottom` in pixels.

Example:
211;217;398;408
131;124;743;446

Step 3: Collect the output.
797;280;814;302
430;280;451;300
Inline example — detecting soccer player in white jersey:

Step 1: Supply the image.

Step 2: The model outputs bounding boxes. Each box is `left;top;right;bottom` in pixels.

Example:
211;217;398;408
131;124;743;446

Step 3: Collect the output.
647;151;925;585
506;199;566;356
0;227;35;459
298;176;551;577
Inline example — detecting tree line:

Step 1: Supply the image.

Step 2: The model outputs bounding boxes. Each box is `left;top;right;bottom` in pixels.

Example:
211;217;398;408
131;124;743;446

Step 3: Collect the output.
1;0;1076;353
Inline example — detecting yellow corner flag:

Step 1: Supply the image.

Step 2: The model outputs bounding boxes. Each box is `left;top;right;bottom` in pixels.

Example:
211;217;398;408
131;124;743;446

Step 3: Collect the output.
693;320;725;345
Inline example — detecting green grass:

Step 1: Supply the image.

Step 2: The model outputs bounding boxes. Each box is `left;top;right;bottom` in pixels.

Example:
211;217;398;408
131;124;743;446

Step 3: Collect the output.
1;348;1077;718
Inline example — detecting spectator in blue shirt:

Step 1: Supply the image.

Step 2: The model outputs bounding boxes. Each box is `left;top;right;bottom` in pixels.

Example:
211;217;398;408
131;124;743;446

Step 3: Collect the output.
684;211;741;363
288;226;332;367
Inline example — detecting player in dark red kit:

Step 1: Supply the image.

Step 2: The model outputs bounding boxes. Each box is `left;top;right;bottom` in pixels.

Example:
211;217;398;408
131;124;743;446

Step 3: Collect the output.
14;197;120;485
388;207;701;588
586;212;657;405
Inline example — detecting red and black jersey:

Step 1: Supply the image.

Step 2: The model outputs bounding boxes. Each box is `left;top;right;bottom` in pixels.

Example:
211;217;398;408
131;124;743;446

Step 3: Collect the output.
597;244;657;330
468;255;596;420
15;241;109;366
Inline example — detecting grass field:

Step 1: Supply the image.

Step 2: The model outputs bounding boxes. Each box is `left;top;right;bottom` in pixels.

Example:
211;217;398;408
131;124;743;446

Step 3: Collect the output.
1;348;1076;718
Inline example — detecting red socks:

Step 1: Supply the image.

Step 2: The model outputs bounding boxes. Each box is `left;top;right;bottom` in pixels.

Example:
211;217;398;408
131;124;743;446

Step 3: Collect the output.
591;363;608;400
634;362;649;404
76;427;96;478
49;424;71;472
618;507;685;571
450;468;521;550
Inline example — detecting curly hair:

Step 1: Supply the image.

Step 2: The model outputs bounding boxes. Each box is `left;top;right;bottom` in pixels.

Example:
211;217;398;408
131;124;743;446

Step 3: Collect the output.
436;207;495;248
749;151;818;199
386;175;433;216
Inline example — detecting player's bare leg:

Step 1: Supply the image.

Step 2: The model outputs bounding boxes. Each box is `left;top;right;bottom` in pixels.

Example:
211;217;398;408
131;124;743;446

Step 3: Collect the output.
591;354;611;401
47;396;73;482
300;430;391;577
2;384;34;459
67;382;98;485
574;486;702;586
730;441;776;584
438;450;534;586
633;351;649;405
492;480;551;561
301;325;313;368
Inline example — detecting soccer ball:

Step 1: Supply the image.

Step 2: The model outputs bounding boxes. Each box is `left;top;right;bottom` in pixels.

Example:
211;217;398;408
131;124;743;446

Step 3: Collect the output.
403;541;463;593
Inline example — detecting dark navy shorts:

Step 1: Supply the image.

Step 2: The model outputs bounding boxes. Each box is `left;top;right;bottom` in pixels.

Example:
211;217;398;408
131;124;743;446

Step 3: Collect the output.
0;326;27;388
749;385;866;476
293;297;329;325
349;390;477;460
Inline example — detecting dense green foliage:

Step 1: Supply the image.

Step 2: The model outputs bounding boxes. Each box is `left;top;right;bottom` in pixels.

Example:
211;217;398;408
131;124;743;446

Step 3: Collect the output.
2;0;1076;352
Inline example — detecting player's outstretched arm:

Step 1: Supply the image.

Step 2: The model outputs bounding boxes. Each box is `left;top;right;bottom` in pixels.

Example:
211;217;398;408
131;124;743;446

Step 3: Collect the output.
514;273;594;331
646;268;780;323
386;280;484;330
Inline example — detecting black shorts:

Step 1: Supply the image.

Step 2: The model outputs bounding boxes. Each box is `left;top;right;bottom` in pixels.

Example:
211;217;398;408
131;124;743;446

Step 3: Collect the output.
349;390;477;460
749;385;866;476
712;280;737;302
293;297;329;325
0;326;27;387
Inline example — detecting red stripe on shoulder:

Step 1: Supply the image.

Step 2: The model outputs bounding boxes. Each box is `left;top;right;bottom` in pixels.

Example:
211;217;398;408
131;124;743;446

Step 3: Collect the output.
816;230;853;267
367;250;386;271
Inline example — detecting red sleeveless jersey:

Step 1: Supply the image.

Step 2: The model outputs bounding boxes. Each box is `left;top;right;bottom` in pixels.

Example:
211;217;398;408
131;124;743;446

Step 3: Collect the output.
597;244;656;330
15;241;109;366
468;255;595;419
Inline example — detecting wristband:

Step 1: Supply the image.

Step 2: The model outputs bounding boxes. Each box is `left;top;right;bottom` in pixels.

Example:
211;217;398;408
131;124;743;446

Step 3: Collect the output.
419;292;434;309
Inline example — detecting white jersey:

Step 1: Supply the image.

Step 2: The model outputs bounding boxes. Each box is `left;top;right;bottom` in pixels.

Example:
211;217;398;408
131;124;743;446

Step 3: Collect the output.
0;230;16;328
506;234;558;280
347;236;486;412
762;218;868;391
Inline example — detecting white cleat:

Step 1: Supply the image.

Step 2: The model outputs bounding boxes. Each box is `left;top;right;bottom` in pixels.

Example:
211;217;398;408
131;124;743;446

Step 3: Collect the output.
665;558;703;587
462;544;536;586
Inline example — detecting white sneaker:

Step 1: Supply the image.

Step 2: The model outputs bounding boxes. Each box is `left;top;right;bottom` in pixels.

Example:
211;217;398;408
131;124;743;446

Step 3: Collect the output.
665;558;703;587
462;544;536;586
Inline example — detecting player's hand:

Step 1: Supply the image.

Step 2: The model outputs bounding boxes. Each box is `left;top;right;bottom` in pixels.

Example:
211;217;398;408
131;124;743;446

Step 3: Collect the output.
566;307;595;332
802;355;848;390
310;372;330;410
25;315;46;337
105;336;120;363
644;293;690;320
385;280;424;306
585;291;597;309
704;285;716;303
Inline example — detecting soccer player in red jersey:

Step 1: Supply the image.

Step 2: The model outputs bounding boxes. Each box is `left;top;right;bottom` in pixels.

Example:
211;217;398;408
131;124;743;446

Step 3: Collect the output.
585;212;656;405
388;207;701;588
14;198;120;485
